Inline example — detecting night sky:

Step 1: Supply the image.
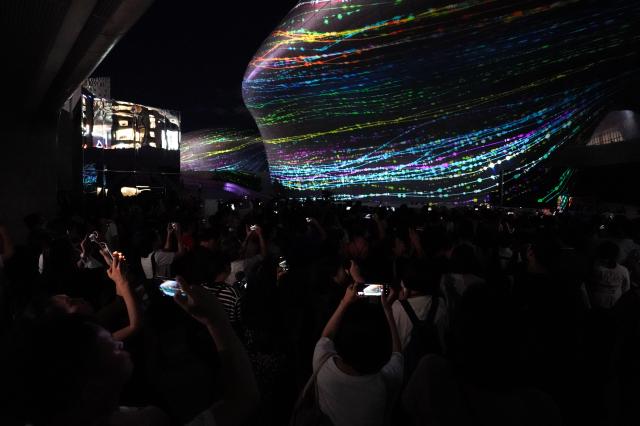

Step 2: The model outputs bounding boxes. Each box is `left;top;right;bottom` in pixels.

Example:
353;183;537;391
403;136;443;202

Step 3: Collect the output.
94;0;299;132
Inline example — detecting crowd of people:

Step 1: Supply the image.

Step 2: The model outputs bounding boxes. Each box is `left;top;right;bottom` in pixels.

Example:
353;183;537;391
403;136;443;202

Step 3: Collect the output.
1;191;640;426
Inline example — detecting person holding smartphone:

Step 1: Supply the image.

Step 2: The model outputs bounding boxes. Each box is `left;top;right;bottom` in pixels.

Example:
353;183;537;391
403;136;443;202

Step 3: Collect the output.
305;283;403;426
8;276;259;426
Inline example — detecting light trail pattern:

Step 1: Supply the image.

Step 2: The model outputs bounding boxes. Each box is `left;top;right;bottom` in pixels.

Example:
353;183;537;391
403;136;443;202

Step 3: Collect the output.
180;128;269;174
243;0;639;202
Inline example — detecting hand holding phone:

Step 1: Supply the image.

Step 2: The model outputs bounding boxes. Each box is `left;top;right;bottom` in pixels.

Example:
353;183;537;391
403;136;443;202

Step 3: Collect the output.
159;280;183;297
356;283;389;297
89;231;114;264
278;257;289;273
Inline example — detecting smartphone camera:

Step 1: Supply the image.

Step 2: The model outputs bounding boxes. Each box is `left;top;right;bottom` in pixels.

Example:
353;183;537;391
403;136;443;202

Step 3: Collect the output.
159;280;183;297
357;283;388;297
278;257;289;273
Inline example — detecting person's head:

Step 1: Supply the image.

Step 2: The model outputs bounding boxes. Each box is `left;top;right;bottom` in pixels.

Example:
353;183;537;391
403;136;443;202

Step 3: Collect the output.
391;232;409;258
9;315;132;425
210;253;232;283
398;257;441;296
596;240;619;268
198;227;220;251
48;294;94;316
450;243;478;274
524;234;560;273
322;255;351;285
346;234;370;261
333;302;391;374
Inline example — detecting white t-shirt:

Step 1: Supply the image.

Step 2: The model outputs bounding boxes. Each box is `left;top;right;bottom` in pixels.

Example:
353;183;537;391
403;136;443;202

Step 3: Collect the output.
441;273;485;298
153;250;176;278
590;263;630;309
140;254;154;279
313;337;403;426
391;295;447;350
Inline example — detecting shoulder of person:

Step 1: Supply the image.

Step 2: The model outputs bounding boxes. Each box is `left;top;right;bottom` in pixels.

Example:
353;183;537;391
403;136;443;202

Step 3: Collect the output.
111;405;170;426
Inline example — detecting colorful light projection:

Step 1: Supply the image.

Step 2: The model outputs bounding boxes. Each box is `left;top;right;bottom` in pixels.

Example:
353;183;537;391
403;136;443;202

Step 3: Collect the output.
242;0;640;202
180;128;269;174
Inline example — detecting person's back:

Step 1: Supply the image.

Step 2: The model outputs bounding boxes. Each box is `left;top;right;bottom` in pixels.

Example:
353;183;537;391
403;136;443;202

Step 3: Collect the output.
315;337;402;426
590;241;630;309
308;285;403;426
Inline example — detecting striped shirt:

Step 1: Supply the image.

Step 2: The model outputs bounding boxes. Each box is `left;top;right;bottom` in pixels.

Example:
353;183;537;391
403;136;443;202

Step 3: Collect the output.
202;282;245;323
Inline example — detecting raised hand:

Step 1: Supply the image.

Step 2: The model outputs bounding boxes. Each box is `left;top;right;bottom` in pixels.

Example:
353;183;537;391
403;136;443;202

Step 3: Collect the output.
341;282;360;306
173;276;227;326
107;252;129;296
348;259;365;284
381;286;398;311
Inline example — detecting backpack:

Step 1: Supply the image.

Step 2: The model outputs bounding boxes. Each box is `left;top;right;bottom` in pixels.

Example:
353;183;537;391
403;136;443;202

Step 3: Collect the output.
400;297;442;379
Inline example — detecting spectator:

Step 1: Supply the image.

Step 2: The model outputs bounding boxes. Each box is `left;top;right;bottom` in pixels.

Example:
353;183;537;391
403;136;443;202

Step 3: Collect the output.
6;277;259;426
306;284;403;426
589;240;631;309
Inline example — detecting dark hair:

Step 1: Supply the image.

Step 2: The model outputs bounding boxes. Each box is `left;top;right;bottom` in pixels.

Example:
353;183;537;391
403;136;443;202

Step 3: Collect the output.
211;253;232;279
198;227;220;243
333;302;391;374
450;243;478;274
529;234;560;269
596;240;619;269
398;257;441;295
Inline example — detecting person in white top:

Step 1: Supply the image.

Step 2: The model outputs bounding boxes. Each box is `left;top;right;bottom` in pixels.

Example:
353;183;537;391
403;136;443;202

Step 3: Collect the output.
142;223;185;279
312;282;404;426
589;240;631;309
392;258;447;350
225;224;267;285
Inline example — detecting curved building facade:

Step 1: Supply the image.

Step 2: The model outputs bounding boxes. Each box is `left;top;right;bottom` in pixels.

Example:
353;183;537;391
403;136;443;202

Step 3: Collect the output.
242;0;640;203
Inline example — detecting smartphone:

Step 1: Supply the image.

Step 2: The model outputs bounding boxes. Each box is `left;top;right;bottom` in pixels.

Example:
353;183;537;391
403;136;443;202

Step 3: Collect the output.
306;217;311;223
250;224;258;231
230;203;236;211
357;283;388;297
159;280;183;297
364;213;372;219
89;232;113;263
278;258;289;272
345;206;351;211
171;222;178;230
